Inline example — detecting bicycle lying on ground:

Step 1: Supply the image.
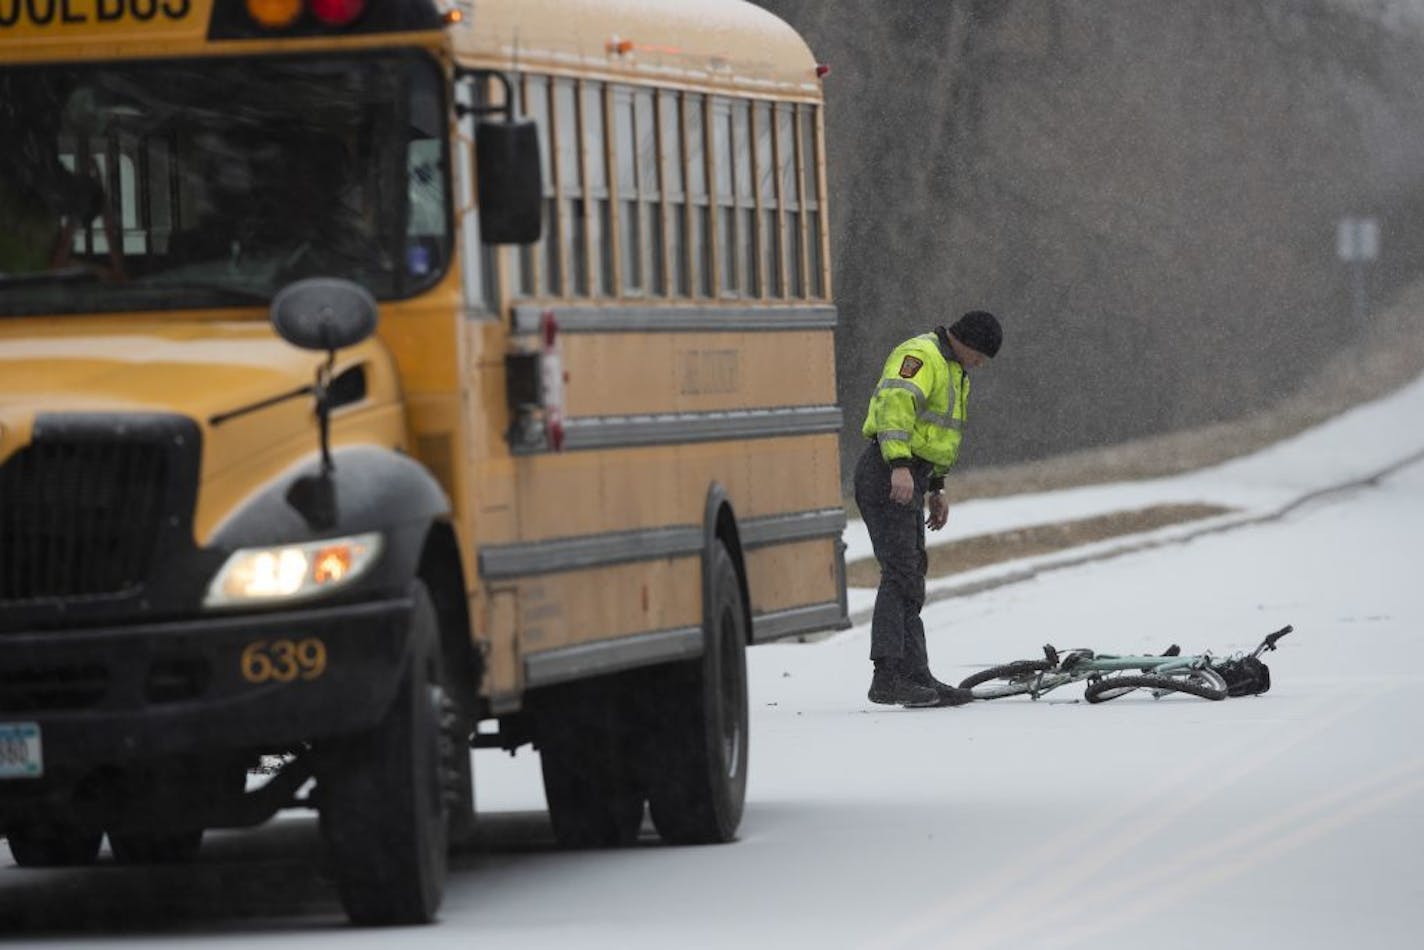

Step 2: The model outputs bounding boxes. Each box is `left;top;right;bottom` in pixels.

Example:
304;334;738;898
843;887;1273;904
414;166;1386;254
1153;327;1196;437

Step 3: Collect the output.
958;625;1293;703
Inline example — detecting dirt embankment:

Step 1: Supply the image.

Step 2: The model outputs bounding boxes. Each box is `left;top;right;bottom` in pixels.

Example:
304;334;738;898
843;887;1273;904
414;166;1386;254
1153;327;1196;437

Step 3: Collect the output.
948;278;1424;501
844;503;1230;588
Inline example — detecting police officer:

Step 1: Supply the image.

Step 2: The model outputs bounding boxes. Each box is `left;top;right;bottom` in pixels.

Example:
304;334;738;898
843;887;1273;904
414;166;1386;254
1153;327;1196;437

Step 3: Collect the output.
856;310;1003;707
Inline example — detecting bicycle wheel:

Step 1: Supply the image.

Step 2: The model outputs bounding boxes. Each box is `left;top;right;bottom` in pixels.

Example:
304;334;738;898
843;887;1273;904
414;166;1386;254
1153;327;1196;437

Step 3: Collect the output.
959;660;1053;699
1084;673;1227;703
1083;677;1141;703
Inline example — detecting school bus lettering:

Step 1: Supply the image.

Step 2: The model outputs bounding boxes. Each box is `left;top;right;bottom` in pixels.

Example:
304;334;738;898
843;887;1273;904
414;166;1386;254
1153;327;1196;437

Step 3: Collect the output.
0;0;190;28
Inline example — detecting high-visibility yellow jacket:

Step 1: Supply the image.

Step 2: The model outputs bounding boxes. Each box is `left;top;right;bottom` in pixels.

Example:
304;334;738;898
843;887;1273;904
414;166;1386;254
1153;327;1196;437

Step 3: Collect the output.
860;331;969;479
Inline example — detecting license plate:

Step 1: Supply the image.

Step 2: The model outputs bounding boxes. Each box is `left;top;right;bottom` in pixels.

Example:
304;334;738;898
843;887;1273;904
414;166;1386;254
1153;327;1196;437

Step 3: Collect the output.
0;723;42;779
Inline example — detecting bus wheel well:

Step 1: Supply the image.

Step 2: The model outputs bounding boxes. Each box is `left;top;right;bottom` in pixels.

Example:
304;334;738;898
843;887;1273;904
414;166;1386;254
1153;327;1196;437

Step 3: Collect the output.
708;495;752;646
418;522;481;719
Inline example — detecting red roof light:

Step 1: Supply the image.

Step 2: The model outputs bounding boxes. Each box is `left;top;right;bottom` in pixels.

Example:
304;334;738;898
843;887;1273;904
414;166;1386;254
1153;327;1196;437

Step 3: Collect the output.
310;0;366;26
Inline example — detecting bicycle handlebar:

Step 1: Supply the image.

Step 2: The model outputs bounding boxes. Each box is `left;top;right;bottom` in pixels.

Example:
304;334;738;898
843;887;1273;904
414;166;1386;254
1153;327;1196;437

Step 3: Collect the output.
1252;624;1293;658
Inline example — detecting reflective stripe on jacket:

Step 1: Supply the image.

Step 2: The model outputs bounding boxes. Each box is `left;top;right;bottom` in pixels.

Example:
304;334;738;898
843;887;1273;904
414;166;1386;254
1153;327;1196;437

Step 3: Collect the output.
859;332;969;476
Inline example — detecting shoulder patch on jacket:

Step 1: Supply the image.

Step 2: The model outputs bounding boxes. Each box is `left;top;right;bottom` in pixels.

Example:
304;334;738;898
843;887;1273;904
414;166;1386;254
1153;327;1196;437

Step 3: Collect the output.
897;355;923;379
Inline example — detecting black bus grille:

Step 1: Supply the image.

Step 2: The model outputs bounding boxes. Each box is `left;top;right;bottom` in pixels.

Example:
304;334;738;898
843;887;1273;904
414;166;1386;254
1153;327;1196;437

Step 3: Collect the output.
0;664;109;713
0;439;168;602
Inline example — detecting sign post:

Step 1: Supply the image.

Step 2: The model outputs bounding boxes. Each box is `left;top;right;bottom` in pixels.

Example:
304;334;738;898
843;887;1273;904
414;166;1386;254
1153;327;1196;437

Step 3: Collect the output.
1336;216;1379;329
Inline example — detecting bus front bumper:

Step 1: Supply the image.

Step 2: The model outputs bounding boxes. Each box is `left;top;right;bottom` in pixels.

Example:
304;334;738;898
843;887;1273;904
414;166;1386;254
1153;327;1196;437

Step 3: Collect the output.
0;596;413;776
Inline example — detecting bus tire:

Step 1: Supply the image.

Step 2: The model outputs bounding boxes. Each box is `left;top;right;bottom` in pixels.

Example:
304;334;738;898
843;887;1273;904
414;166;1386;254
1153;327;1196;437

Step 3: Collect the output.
442;699;477;852
538;680;645;849
109;829;203;864
645;542;749;845
6;824;102;867
319;581;449;926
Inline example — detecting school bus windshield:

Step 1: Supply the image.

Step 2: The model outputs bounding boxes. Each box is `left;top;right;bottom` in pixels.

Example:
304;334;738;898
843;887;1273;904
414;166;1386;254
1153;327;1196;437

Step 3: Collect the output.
0;51;449;316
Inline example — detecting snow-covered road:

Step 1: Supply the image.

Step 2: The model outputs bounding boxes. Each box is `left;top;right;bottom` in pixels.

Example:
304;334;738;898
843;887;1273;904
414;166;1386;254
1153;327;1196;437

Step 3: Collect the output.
5;379;1423;948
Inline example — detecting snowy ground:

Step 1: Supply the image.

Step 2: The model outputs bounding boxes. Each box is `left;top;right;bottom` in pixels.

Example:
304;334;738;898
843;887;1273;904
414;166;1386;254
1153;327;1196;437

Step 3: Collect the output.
4;377;1423;947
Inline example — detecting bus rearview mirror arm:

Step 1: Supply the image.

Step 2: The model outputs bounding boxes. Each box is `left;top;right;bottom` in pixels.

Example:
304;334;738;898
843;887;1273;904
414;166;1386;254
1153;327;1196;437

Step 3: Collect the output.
269;278;380;529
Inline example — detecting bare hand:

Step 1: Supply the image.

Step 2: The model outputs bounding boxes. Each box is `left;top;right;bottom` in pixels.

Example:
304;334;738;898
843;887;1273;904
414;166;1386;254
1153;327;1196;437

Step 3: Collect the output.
926;492;949;530
889;466;914;505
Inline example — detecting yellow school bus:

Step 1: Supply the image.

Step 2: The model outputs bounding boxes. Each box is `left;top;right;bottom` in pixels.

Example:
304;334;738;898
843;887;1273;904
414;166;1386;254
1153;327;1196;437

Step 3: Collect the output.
0;0;845;924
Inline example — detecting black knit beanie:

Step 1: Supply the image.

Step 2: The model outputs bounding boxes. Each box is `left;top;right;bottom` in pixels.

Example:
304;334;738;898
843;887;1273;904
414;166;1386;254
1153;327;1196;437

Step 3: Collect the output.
947;310;1002;358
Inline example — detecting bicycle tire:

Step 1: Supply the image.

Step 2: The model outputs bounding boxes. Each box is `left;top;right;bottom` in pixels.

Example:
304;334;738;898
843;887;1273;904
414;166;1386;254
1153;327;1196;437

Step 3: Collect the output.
1083;679;1140;703
1084;673;1228;703
959;660;1054;699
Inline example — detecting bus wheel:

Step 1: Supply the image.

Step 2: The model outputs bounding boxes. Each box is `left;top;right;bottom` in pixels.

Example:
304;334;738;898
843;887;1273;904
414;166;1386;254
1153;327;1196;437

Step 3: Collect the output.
442;693;477;852
538;681;645;849
319;581;448;926
644;542;749;844
109;829;203;864
6;824;102;867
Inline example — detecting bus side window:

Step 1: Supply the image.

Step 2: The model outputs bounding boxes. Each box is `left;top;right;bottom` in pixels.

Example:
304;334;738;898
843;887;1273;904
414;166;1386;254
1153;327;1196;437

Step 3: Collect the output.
802;104;825;300
515;73;558;298
635;88;663;297
684;93;710;298
455;74;498;316
777;103;803;299
404;66;448;289
581;80;612;298
406;139;445;277
733;98;757;299
613;85;641;296
659;89;687;298
711;96;735;297
553;78;583;297
754;101;782;298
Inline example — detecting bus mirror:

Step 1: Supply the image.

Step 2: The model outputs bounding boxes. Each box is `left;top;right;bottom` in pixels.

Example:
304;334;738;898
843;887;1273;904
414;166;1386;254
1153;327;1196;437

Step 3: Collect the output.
476;119;543;245
270;277;378;352
270;277;378;480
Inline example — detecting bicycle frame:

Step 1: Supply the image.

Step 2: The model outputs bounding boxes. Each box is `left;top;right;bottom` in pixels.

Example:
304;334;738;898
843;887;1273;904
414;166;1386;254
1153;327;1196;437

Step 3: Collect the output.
1016;648;1216;699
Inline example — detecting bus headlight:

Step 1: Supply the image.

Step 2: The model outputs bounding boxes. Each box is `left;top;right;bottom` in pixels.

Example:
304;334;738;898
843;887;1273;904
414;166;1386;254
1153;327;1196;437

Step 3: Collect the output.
205;533;383;607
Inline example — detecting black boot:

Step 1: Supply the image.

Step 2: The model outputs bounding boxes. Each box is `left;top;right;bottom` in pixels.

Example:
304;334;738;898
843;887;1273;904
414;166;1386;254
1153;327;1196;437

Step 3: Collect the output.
905;668;975;707
868;660;939;708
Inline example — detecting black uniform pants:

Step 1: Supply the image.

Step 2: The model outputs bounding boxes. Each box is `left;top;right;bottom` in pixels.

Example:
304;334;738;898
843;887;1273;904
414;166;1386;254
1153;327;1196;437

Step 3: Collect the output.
854;443;932;676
